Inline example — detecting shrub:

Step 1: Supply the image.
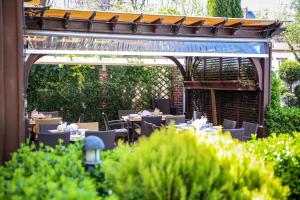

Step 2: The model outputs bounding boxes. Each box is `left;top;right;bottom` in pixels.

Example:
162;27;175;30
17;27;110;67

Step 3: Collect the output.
103;127;288;200
279;60;300;91
0;143;99;200
244;133;300;199
266;107;300;134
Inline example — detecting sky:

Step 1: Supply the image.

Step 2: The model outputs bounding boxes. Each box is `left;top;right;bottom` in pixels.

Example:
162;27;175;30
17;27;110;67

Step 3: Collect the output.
241;0;292;11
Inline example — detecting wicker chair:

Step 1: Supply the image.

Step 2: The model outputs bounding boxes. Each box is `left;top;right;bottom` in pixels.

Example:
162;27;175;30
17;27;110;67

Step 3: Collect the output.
102;113;128;141
165;115;186;126
85;130;116;150
39;124;60;134
143;121;156;137
192;111;202;120
222;119;237;129
153;98;176;114
38;132;70;148
242;122;259;141
134;116;162;141
223;128;245;141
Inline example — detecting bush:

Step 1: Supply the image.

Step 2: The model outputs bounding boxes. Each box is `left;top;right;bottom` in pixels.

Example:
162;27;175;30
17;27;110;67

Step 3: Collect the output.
266;107;300;134
279;61;300;91
244;133;300;199
0;143;99;200
103;127;288;199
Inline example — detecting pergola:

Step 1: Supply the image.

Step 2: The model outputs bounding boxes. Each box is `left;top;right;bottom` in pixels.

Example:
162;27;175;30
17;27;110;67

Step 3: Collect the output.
0;0;283;162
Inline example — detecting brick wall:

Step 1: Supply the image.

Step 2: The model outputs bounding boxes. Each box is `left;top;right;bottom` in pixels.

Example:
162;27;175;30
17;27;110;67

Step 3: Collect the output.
172;67;184;114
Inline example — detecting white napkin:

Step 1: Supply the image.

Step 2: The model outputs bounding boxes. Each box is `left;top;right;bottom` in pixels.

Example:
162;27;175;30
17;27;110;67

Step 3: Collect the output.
191;117;207;130
141;110;152;116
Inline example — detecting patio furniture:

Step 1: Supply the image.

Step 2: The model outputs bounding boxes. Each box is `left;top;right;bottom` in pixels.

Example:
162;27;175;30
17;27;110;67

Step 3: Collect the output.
118;110;135;120
38;132;70;148
102;113;129;141
143;121;155;137
222;119;237;129
76;122;99;131
223;128;245;141
134;116;162;141
77;113;85;123
193;111;202;120
34;118;62;134
153;98;176;114
85;130;116;150
242;122;259;141
39;124;60;134
152;124;160;131
165;115;186;126
40;111;59;118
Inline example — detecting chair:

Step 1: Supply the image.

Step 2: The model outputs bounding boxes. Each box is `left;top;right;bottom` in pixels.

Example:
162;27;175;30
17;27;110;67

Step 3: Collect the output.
152;124;160;131
102;113;129;141
242;122;259;141
39;124;60;134
85;131;116;150
143;122;156;137
134;116;162;137
165;115;186;126
192;111;202;120
76;122;99;131
34;118;62;134
40;111;59;118
153;99;176;114
38;132;70;148
118;110;135;120
222;119;237;129
223;128;245;141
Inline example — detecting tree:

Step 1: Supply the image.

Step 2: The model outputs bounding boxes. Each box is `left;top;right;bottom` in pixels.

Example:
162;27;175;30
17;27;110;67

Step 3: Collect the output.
207;0;243;18
279;60;300;91
284;14;300;62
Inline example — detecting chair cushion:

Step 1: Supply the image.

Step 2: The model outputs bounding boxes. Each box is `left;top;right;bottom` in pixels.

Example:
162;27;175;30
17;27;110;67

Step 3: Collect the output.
114;128;128;137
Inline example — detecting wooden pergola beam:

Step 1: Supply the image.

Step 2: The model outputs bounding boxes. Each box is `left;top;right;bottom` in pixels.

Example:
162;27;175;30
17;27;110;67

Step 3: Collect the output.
151;18;163;33
211;18;228;34
88;11;96;31
131;13;143;33
108;15;119;31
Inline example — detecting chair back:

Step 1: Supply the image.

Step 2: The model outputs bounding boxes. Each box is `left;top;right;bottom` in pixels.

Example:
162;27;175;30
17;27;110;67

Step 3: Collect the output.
224;128;245;141
34;118;62;134
76;122;99;131
39;124;60;134
38;132;70;148
102;113;110;130
222;119;237;129
242;122;259;138
143;122;155;137
40;111;59;118
153;99;171;114
85;130;116;150
141;116;162;135
193;111;202;120
165;115;186;126
118;110;135;119
152;124;160;131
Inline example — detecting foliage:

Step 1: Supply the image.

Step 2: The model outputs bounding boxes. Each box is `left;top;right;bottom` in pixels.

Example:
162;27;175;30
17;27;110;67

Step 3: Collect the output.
103;127;288;200
207;0;243;18
27;64;174;124
266;107;300;134
27;64;102;123
270;72;281;108
295;84;300;104
0;142;99;200
101;66;173;119
244;133;300;199
284;14;300;62
279;60;300;90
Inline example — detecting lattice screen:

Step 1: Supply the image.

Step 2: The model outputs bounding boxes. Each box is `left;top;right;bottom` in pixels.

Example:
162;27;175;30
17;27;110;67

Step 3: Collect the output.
192;57;255;81
129;67;173;111
188;90;260;127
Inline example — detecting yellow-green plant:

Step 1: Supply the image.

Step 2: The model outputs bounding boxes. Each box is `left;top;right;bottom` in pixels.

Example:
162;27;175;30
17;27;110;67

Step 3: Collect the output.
102;127;288;200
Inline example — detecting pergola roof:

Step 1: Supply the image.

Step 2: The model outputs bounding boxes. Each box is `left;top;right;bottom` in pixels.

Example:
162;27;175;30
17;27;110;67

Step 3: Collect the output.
25;8;283;38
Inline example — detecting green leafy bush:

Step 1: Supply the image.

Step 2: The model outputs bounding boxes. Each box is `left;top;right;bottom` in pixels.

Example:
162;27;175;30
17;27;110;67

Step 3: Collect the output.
279;61;300;91
103;127;288;200
0;143;99;200
244;133;300;199
266;107;300;134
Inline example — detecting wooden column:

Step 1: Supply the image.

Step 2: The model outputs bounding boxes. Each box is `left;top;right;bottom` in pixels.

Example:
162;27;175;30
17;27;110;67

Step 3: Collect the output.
210;89;217;125
0;0;24;163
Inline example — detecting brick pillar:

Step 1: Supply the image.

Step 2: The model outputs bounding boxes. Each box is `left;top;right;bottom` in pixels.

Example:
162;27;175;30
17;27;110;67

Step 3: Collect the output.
99;65;109;108
172;67;184;114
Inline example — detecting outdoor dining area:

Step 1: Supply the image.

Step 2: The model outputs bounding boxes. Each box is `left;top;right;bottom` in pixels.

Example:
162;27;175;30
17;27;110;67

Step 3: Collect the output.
28;97;260;150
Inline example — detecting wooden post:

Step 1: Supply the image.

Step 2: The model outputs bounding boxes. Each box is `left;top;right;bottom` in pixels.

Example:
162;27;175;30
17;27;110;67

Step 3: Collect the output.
0;0;24;163
210;89;217;125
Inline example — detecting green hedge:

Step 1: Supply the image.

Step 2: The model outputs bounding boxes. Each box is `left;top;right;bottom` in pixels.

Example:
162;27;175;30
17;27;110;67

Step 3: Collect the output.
244;132;300;199
0;143;99;199
102;127;288;199
266;73;300;134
